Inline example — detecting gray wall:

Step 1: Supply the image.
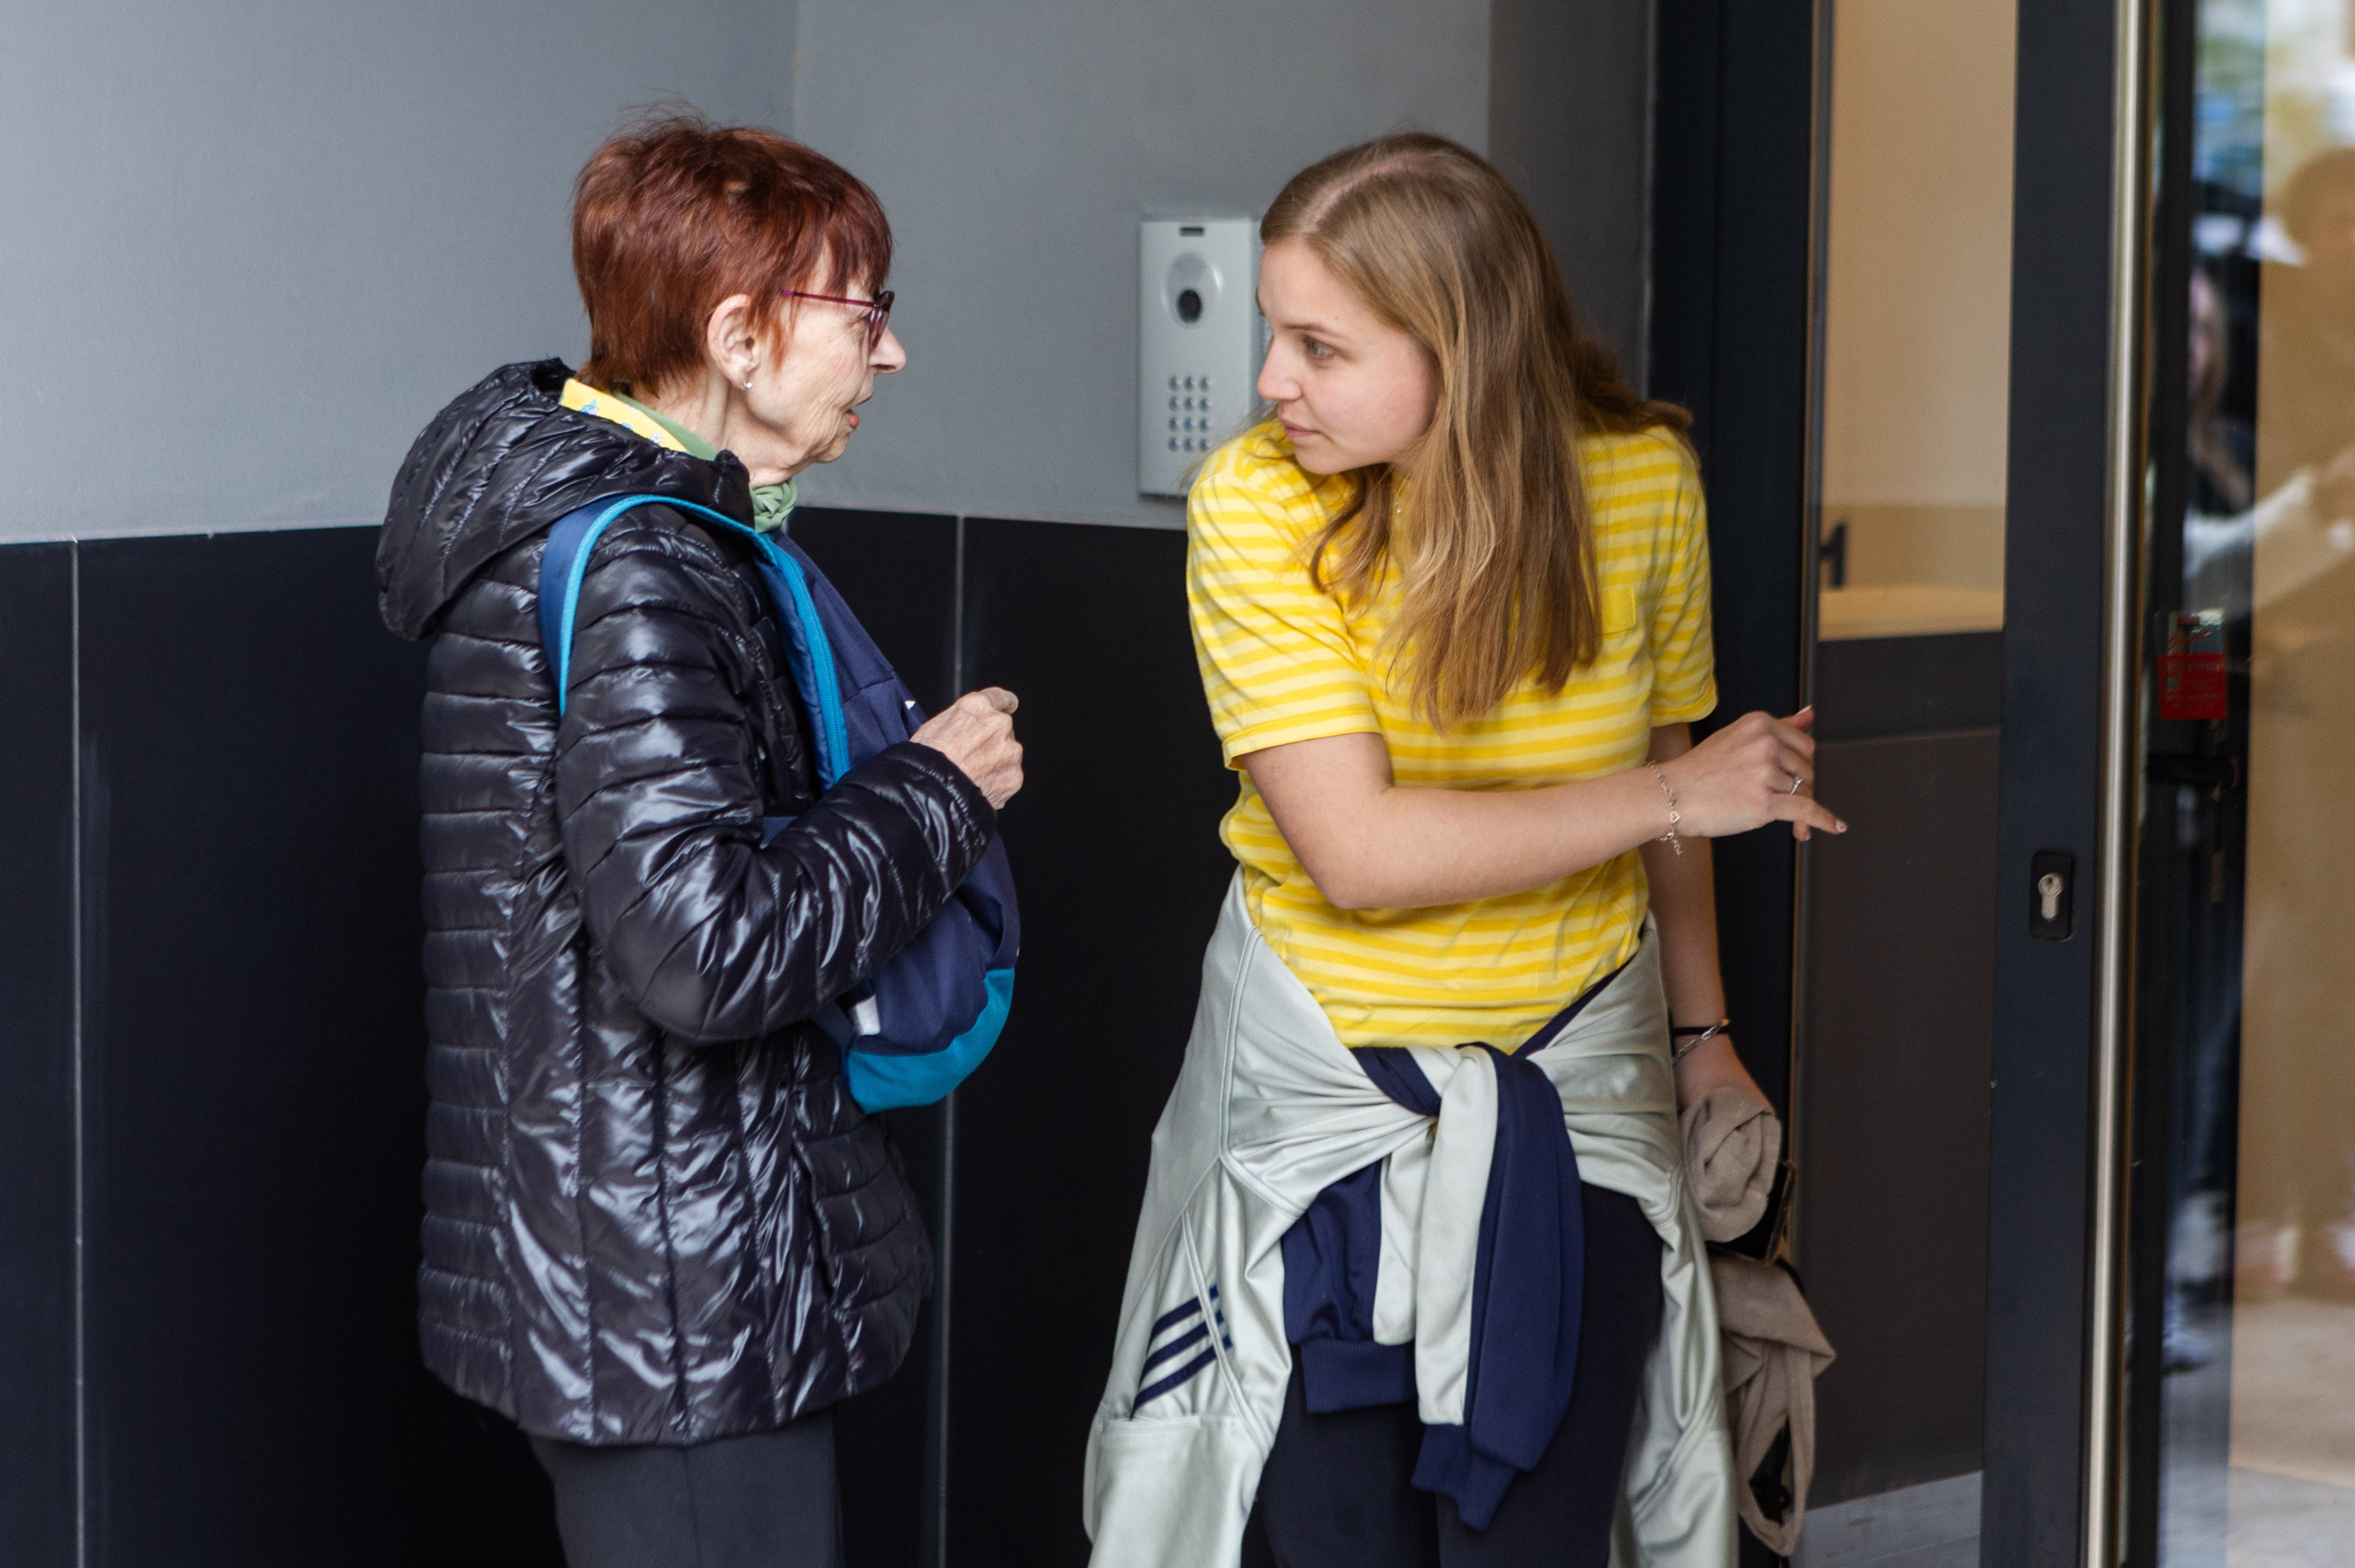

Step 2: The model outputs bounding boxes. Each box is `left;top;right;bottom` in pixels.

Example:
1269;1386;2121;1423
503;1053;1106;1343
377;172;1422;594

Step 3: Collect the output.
1490;0;1655;384
1;1;1657;542
0;0;792;544
787;0;1491;527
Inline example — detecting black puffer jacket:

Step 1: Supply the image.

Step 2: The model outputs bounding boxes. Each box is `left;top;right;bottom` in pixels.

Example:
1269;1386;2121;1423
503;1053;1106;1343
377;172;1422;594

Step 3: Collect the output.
376;360;996;1444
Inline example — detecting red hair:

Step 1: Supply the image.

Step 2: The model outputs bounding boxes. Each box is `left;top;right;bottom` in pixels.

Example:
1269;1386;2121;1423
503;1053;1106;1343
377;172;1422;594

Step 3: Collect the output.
572;107;892;398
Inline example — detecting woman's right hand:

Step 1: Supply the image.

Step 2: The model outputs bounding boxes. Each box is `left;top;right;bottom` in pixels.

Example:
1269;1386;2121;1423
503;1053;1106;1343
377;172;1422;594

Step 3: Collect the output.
1657;708;1845;842
911;688;1025;809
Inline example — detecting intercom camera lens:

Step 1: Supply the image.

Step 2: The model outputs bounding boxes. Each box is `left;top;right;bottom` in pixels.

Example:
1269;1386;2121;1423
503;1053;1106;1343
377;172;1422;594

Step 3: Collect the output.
1176;288;1203;324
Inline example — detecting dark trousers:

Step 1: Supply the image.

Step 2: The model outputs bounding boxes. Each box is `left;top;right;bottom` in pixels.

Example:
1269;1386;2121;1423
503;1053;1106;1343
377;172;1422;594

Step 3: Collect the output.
530;1407;841;1568
1244;1184;1663;1568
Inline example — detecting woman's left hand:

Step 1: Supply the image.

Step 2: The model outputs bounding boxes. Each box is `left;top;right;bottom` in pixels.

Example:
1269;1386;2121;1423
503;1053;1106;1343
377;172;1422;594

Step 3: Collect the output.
1673;1030;1768;1112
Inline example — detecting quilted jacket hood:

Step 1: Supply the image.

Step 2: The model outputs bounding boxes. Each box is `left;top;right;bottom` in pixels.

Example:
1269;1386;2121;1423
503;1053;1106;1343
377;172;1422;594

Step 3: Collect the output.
376;359;753;641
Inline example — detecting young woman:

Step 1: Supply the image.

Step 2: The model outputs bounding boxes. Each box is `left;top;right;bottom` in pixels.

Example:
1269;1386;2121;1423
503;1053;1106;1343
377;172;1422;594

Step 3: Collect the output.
1084;136;1840;1568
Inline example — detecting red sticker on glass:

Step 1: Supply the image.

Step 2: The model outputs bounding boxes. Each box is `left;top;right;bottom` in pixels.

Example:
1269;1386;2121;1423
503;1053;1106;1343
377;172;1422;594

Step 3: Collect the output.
2159;611;2226;721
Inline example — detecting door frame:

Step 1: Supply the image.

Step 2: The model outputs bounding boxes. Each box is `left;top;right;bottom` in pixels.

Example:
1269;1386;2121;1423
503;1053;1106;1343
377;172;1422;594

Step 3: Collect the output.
1983;0;2149;1565
1651;3;2154;1561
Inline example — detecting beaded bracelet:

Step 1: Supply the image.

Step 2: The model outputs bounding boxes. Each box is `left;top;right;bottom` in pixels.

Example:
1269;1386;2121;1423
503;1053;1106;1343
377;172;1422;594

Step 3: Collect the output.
1645;762;1684;857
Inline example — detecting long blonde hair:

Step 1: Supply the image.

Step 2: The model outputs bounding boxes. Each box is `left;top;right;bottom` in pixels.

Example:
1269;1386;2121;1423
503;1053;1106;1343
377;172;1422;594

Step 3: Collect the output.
1263;134;1691;726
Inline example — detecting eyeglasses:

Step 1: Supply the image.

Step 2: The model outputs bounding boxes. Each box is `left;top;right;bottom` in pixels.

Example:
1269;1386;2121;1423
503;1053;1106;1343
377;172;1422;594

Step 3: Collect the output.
781;288;895;350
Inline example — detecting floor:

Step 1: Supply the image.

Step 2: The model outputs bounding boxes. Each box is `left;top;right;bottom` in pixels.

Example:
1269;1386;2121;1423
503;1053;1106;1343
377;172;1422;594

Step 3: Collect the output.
1795;1472;1980;1568
2164;1297;2355;1566
1796;1301;2355;1568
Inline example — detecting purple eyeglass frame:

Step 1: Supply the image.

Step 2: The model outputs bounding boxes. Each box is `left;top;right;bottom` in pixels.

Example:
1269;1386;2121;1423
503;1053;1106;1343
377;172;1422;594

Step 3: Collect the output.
781;288;895;349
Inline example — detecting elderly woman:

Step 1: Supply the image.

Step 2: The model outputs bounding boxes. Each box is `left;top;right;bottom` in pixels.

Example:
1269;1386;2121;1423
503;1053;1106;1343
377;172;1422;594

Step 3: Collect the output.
375;113;1020;1568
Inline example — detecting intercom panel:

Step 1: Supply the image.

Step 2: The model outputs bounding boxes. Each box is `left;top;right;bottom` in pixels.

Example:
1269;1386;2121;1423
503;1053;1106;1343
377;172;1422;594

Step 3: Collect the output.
1139;218;1258;497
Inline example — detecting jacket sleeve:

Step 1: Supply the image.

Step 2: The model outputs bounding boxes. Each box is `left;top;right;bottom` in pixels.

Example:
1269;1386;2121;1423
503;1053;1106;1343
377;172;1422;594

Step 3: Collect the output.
551;522;998;1044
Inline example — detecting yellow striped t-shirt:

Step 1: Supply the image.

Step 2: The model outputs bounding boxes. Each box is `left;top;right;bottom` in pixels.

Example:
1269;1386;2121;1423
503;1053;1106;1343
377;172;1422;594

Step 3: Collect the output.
1185;420;1717;1049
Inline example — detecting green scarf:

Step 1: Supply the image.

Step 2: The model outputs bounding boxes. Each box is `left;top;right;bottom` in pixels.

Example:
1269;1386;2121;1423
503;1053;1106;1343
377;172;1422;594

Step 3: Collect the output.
608;389;798;534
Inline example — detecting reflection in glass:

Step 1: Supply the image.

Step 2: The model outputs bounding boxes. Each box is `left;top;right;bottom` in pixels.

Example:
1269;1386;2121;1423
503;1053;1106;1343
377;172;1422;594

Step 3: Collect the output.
2150;0;2355;1560
1815;0;2013;640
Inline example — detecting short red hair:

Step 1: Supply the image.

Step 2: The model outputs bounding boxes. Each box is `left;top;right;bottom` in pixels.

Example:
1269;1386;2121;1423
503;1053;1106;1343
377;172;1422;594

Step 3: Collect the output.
572;108;892;398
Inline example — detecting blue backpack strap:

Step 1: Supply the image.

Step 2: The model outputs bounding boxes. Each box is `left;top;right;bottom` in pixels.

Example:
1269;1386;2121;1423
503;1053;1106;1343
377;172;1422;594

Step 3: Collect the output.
537;501;615;712
737;531;851;787
536;495;850;787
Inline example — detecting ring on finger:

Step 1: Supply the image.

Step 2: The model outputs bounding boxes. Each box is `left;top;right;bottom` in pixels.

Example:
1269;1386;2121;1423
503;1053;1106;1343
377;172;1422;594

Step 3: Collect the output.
1787;773;1806;795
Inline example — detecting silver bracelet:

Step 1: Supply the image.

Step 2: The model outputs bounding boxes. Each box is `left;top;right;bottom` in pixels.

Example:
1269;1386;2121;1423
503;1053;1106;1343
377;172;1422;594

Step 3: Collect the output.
1671;1020;1727;1063
1645;763;1684;857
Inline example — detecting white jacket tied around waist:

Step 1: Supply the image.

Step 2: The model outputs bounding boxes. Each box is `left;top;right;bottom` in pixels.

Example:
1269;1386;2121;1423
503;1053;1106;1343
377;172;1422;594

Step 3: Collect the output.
1083;875;1737;1567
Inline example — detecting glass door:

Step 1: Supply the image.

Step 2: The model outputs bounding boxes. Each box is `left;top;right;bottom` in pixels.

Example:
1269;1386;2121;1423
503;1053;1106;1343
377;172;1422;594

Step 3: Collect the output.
1760;0;2355;1561
1793;3;2016;1563
1684;1;2355;1560
2131;0;2355;1561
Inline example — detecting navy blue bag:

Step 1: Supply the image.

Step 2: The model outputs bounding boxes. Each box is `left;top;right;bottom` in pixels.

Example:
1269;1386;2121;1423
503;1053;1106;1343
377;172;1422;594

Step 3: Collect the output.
538;493;1018;1113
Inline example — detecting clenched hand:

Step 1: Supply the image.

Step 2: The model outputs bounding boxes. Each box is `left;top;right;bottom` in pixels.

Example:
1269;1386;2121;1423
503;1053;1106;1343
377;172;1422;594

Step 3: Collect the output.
912;688;1025;809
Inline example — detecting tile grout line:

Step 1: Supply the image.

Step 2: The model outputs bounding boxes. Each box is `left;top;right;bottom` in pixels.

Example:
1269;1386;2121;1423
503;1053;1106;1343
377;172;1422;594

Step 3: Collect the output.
1636;0;1658;397
70;542;87;1568
951;516;967;694
933;514;967;1568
